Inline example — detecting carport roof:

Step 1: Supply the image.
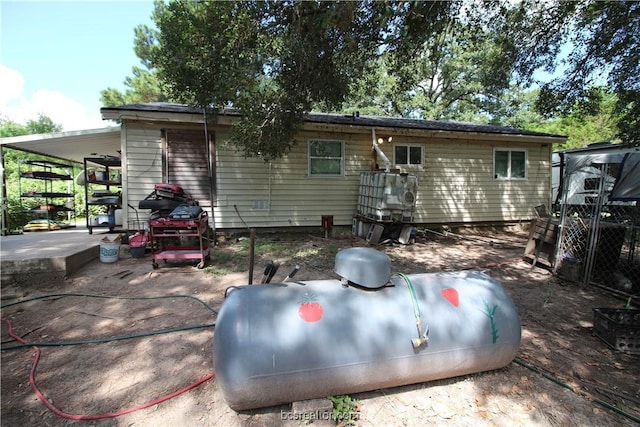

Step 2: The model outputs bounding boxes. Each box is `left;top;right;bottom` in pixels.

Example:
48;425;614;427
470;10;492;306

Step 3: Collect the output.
0;126;121;164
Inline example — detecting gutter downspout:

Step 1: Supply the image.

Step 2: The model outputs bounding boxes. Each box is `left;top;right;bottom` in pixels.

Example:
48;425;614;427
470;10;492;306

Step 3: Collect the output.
371;128;390;172
0;145;7;235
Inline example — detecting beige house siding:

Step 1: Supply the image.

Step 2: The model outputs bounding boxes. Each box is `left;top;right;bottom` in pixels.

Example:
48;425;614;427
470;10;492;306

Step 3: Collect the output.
121;124;163;229
417;138;551;224
118;117;553;231
214;130;370;229
214;130;551;229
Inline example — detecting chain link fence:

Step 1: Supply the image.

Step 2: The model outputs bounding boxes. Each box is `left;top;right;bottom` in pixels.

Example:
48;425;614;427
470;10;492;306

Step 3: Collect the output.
554;160;640;299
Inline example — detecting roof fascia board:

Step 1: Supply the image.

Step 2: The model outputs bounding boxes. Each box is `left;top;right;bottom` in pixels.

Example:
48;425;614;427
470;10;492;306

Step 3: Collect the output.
301;122;566;144
102;110;204;123
103;110;237;127
101;106;566;144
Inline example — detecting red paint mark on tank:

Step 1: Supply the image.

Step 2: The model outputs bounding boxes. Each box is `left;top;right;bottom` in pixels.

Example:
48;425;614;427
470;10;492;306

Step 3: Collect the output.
298;293;324;322
441;288;459;307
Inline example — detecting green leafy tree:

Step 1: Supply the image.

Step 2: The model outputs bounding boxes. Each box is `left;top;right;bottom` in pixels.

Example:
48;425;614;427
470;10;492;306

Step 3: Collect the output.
0;118;27;138
381;22;514;121
100;66;170;106
494;0;638;143
485;87;546;129
139;0;455;160
0;114;62;137
1;115;66;229
27;115;63;134
113;0;633;158
529;88;621;150
99;17;175;107
327;57;398;117
484;85;620;149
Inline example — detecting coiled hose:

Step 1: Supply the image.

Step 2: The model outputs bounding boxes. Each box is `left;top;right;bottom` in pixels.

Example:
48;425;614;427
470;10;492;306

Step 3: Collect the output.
1;293;217;421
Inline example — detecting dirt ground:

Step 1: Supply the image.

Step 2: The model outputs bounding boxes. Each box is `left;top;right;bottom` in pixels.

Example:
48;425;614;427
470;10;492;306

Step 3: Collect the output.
1;226;639;426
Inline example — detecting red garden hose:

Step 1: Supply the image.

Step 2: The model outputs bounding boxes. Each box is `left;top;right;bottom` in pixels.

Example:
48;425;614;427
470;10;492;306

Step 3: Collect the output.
1;317;214;421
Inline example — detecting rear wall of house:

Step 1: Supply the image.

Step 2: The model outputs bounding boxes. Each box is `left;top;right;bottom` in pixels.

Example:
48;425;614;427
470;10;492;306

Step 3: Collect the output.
214;129;370;229
420;136;551;224
121;122;551;231
214;129;552;229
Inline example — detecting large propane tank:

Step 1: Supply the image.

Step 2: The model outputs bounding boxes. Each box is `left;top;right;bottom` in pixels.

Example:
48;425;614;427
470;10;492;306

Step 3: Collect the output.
213;248;521;411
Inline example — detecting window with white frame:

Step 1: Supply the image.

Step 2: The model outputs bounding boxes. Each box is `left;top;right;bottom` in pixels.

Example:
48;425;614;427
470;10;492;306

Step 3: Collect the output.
308;139;344;176
494;148;527;180
394;144;423;166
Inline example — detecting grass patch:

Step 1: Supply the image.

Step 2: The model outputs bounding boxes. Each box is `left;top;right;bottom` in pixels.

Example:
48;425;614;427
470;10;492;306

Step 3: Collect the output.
326;243;340;259
205;248;248;276
206;234;342;276
214;250;245;264
205;265;238;276
293;246;322;259
240;239;297;257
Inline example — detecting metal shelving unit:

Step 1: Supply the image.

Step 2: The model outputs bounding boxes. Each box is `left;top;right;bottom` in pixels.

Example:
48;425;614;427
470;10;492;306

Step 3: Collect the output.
19;159;76;231
83;157;122;234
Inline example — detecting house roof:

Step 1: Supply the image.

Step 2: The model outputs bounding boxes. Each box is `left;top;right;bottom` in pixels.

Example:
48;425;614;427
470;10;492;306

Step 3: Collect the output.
0;103;565;165
101;102;567;140
0;126;121;164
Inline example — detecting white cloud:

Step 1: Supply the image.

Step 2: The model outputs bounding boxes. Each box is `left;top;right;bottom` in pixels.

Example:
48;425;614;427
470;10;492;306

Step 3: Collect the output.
0;65;24;105
29;90;106;131
0;65;107;132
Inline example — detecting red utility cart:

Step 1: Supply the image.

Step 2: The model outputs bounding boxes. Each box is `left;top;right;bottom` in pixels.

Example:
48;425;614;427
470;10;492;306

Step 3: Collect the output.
148;210;210;269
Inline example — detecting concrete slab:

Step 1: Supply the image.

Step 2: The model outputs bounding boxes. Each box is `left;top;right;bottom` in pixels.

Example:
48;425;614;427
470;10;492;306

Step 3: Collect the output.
0;227;124;286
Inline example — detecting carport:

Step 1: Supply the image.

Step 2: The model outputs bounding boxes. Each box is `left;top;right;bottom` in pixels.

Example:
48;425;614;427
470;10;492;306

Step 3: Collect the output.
0;126;121;235
0;127;122;281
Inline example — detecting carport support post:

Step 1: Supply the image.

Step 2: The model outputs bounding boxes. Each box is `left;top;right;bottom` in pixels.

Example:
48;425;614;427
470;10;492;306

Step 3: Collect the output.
0;145;8;235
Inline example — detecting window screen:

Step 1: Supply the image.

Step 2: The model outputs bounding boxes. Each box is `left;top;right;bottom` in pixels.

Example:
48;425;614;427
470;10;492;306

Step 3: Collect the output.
494;149;527;180
309;140;344;176
394;145;423;166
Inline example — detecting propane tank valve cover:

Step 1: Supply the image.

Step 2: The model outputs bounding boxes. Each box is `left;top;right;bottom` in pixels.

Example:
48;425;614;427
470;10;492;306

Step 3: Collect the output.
335;247;391;288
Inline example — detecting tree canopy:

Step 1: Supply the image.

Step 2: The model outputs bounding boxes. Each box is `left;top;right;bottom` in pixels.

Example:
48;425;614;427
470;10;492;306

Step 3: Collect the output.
109;0;637;160
135;0;459;160
0;114;62;138
496;1;638;142
100;65;171;106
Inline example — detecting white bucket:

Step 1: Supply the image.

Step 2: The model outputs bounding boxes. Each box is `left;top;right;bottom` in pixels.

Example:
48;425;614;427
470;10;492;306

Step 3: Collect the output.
97;214;110;225
100;241;120;263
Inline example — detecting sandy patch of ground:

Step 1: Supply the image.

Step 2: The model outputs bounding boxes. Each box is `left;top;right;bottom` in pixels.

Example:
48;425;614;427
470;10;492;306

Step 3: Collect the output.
2;227;639;426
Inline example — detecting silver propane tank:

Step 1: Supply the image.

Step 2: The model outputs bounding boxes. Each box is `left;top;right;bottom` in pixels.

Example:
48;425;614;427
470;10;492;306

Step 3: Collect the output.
213;248;521;411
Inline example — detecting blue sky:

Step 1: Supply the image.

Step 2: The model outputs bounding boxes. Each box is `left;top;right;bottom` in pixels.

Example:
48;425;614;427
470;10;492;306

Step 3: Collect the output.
1;0;156;131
